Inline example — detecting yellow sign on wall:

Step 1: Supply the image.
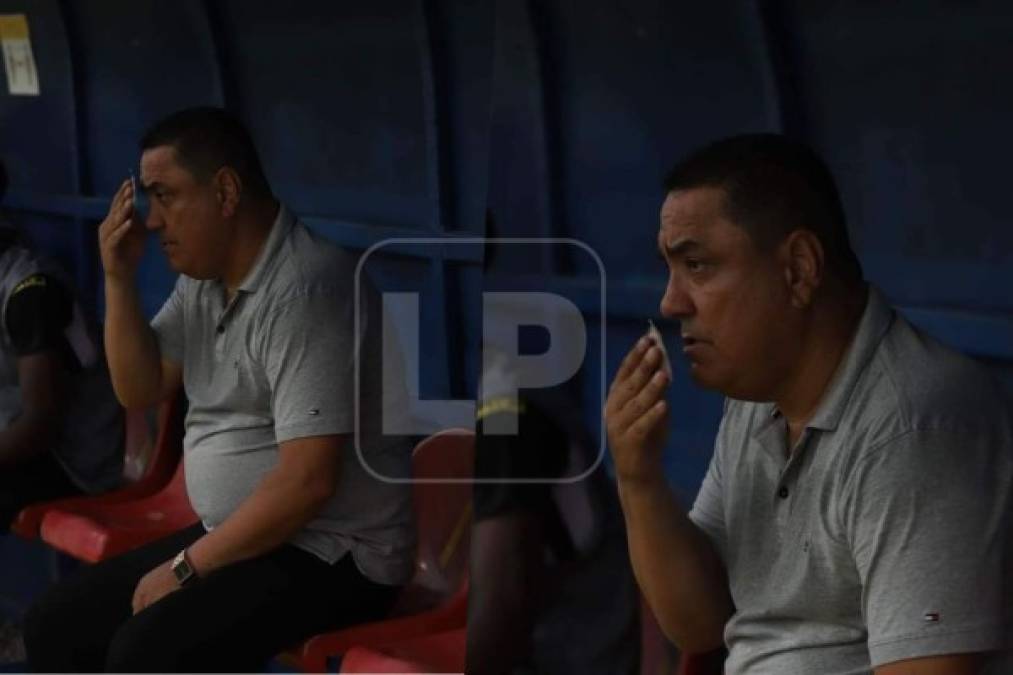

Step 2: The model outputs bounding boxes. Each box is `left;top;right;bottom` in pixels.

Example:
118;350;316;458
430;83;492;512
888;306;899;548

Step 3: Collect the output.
0;14;40;96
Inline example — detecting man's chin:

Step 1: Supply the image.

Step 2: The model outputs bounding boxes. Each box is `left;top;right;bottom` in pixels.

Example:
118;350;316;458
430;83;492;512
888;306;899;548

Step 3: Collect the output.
181;270;217;281
167;262;195;278
686;362;734;395
686;361;716;388
162;250;184;272
692;367;772;402
165;257;213;281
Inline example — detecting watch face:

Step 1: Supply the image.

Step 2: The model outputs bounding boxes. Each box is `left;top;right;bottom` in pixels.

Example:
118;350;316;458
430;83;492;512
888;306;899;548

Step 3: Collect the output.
172;556;193;584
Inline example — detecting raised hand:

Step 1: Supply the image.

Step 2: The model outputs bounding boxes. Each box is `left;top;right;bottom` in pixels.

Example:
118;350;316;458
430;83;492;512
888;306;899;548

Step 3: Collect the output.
605;335;671;484
98;178;146;283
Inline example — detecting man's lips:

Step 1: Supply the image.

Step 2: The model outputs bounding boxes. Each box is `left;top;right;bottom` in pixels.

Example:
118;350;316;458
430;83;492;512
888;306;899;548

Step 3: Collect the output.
681;335;707;354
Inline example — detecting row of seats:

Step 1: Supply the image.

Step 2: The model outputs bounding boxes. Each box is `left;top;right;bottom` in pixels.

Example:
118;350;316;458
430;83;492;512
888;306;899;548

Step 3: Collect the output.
12;396;474;672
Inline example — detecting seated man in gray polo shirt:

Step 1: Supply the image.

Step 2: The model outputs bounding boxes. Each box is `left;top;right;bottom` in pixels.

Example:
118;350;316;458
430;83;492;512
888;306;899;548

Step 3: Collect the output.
24;107;416;672
606;134;1012;674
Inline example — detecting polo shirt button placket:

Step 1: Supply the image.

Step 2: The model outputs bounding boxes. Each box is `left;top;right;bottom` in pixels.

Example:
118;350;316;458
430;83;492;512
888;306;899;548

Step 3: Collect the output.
215;322;226;358
775;482;792;531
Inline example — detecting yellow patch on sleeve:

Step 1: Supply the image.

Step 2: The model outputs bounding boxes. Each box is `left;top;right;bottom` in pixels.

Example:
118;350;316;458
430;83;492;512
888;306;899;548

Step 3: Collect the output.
476;396;526;421
11;274;47;296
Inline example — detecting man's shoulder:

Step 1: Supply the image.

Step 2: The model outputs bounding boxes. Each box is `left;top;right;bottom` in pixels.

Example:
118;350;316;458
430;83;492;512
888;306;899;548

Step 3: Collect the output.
266;219;360;299
864;314;1009;434
830;314;1013;477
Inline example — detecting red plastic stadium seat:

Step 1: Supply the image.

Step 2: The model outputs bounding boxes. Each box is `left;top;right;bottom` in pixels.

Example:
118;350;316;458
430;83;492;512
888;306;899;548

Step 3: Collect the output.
340;647;433;673
38;458;198;563
339;627;466;673
284;429;475;672
11;393;185;539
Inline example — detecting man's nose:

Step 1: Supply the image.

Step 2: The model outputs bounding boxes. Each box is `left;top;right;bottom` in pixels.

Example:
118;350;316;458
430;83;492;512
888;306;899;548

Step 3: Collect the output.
660;276;694;319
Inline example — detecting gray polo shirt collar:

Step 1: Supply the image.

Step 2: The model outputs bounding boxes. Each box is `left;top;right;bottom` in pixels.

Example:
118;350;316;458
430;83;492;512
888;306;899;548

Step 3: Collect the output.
805;285;893;432
235;203;293;295
754;286;894;461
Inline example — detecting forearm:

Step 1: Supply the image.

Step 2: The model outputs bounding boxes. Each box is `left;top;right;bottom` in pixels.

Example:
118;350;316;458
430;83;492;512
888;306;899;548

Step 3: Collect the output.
185;468;332;576
103;278;164;407
466;518;542;675
619;474;733;652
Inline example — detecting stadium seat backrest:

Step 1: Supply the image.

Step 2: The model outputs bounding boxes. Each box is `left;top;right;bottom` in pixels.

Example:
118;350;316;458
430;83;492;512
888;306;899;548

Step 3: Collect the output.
392;429;474;615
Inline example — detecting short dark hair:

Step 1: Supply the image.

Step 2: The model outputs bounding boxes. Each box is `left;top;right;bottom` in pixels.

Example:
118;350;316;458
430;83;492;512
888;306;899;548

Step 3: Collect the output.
664;133;862;284
140;107;271;199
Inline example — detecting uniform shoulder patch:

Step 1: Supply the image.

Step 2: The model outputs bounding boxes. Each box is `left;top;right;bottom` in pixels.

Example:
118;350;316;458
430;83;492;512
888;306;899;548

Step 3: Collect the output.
477;396;526;420
11;274;47;296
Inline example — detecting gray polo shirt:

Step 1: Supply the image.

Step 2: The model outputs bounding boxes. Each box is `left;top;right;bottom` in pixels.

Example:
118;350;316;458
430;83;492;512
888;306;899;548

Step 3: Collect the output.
152;205;415;585
689;286;1013;674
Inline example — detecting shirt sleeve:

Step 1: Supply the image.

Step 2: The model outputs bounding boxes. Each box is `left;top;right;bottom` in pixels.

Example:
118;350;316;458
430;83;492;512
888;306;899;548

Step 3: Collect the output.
842;427;1012;667
688;400;731;562
150;276;186;365
5;273;74;357
258;289;358;443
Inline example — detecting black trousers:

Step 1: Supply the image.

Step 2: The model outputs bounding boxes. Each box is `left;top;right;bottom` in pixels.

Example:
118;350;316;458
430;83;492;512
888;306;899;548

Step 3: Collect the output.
0;452;82;531
23;523;401;672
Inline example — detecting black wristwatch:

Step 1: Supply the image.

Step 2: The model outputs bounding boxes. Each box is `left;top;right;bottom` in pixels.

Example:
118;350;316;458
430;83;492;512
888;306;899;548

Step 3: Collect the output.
171;548;198;586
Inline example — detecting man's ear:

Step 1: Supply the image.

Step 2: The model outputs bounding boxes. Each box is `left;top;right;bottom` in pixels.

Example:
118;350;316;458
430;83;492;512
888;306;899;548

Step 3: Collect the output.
779;229;824;309
214;167;242;218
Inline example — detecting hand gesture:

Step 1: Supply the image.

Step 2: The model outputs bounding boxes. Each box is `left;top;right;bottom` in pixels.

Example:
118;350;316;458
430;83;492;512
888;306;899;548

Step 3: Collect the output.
605;335;671;484
98;178;146;283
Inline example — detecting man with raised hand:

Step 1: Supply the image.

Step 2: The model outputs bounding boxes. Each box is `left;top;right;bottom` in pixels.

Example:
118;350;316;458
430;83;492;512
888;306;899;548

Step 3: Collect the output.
24;107;415;672
606;134;1011;674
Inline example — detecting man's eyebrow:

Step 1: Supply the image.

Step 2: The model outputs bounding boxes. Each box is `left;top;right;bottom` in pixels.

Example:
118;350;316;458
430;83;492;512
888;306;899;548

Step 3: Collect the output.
663;238;703;257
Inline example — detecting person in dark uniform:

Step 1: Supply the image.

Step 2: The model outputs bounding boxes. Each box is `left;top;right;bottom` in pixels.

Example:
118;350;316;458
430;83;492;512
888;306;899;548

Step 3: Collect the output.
465;294;640;674
0;166;123;529
0;162;123;664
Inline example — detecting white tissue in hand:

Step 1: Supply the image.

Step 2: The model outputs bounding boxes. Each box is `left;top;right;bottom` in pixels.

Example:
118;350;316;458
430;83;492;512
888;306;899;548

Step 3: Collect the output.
646;319;673;379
